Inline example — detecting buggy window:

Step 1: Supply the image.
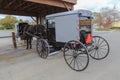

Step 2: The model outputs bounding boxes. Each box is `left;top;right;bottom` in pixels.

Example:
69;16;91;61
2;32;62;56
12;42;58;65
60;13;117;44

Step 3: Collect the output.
79;17;91;26
80;20;91;26
47;19;55;28
47;18;56;41
79;16;92;32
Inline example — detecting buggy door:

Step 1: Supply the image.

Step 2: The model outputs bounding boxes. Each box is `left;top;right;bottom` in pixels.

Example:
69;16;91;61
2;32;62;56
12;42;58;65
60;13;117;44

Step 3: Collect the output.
79;16;92;44
46;18;56;42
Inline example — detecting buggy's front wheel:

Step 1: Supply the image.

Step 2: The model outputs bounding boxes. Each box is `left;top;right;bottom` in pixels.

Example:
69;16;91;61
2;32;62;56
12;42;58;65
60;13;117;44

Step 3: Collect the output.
36;39;50;59
89;36;110;60
63;40;89;71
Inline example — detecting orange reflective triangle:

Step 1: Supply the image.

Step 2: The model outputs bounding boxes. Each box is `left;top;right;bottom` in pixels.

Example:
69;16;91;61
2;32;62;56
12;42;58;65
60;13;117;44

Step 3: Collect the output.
86;33;92;44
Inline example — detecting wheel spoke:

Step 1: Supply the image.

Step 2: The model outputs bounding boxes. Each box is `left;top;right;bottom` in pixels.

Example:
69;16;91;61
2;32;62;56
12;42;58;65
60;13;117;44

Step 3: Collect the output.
94;37;96;43
96;49;99;58
75;59;80;70
69;58;74;65
66;56;73;61
97;37;101;44
94;50;97;58
88;45;95;52
99;47;108;50
99;48;106;54
66;50;74;55
78;55;87;57
77;57;83;68
65;54;73;56
73;59;75;69
99;40;104;46
99;44;107;47
99;51;103;58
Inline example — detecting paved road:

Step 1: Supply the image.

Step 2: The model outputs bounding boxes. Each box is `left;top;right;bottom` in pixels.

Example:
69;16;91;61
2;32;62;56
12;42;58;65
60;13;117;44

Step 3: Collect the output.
0;31;120;80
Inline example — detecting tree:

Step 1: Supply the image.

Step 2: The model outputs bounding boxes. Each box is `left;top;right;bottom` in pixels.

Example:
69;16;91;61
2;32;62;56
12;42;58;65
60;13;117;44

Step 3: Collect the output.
94;6;120;28
24;20;29;23
18;19;24;23
0;16;30;29
0;15;18;29
18;19;29;24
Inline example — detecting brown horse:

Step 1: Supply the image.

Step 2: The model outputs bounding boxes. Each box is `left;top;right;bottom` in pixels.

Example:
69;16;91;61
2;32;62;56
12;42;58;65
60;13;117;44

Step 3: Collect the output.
23;24;46;49
22;25;32;49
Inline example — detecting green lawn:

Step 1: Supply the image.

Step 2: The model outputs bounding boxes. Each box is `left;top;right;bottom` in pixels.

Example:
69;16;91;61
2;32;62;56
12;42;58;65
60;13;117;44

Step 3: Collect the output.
96;28;110;31
110;26;120;30
0;29;15;31
96;26;120;31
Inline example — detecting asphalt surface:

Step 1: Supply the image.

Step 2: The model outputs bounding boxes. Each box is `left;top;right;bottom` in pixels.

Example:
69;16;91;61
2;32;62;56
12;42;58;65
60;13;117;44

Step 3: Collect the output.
0;30;120;80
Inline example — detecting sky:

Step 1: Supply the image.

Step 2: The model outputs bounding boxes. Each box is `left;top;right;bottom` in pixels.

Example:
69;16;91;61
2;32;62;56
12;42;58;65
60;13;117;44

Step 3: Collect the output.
0;14;34;22
0;0;120;21
74;0;120;12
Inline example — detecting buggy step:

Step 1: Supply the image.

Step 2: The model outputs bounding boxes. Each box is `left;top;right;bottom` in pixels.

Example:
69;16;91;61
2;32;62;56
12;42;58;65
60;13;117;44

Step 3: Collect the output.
48;45;61;56
49;45;53;48
48;51;60;56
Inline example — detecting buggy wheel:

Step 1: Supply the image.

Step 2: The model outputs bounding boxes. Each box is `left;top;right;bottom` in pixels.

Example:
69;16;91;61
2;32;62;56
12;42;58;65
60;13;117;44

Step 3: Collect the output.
36;39;50;59
63;40;89;71
89;36;109;60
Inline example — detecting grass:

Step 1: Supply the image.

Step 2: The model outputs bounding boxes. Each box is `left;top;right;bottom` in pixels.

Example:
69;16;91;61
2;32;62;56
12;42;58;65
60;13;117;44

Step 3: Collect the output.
96;26;120;31
110;27;120;30
0;25;5;30
96;28;110;31
0;25;15;31
0;29;15;31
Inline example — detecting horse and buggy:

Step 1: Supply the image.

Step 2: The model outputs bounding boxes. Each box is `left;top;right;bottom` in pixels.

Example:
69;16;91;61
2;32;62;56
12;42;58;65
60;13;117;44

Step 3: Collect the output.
16;10;110;71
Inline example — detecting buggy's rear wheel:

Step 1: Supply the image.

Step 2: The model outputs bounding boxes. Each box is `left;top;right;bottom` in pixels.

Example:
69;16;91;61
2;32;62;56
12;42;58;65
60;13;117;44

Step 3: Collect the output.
89;36;109;60
36;39;50;59
63;40;89;71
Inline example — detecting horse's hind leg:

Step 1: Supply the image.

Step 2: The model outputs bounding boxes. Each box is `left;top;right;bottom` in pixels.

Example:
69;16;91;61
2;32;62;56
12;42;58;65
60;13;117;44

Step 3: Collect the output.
26;39;29;49
29;38;32;49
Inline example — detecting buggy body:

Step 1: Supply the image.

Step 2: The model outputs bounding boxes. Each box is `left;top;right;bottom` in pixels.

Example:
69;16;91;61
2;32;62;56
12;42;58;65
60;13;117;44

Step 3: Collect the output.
46;10;93;45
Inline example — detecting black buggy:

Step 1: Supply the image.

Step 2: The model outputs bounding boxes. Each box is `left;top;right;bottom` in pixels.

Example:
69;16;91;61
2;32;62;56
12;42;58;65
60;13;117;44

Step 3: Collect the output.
18;10;110;72
36;10;110;71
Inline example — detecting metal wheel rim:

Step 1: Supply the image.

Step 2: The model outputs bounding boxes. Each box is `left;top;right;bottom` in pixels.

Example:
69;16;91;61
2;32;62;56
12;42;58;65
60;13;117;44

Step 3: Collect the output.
89;36;109;60
63;40;89;71
36;39;50;59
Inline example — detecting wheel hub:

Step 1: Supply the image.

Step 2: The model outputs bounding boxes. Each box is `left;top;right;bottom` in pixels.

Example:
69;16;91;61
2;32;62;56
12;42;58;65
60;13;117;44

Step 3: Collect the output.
95;46;99;50
73;51;78;58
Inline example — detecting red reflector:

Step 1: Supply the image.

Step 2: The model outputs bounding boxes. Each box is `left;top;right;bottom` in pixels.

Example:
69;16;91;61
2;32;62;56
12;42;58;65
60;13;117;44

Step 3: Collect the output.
86;33;92;44
73;44;76;48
